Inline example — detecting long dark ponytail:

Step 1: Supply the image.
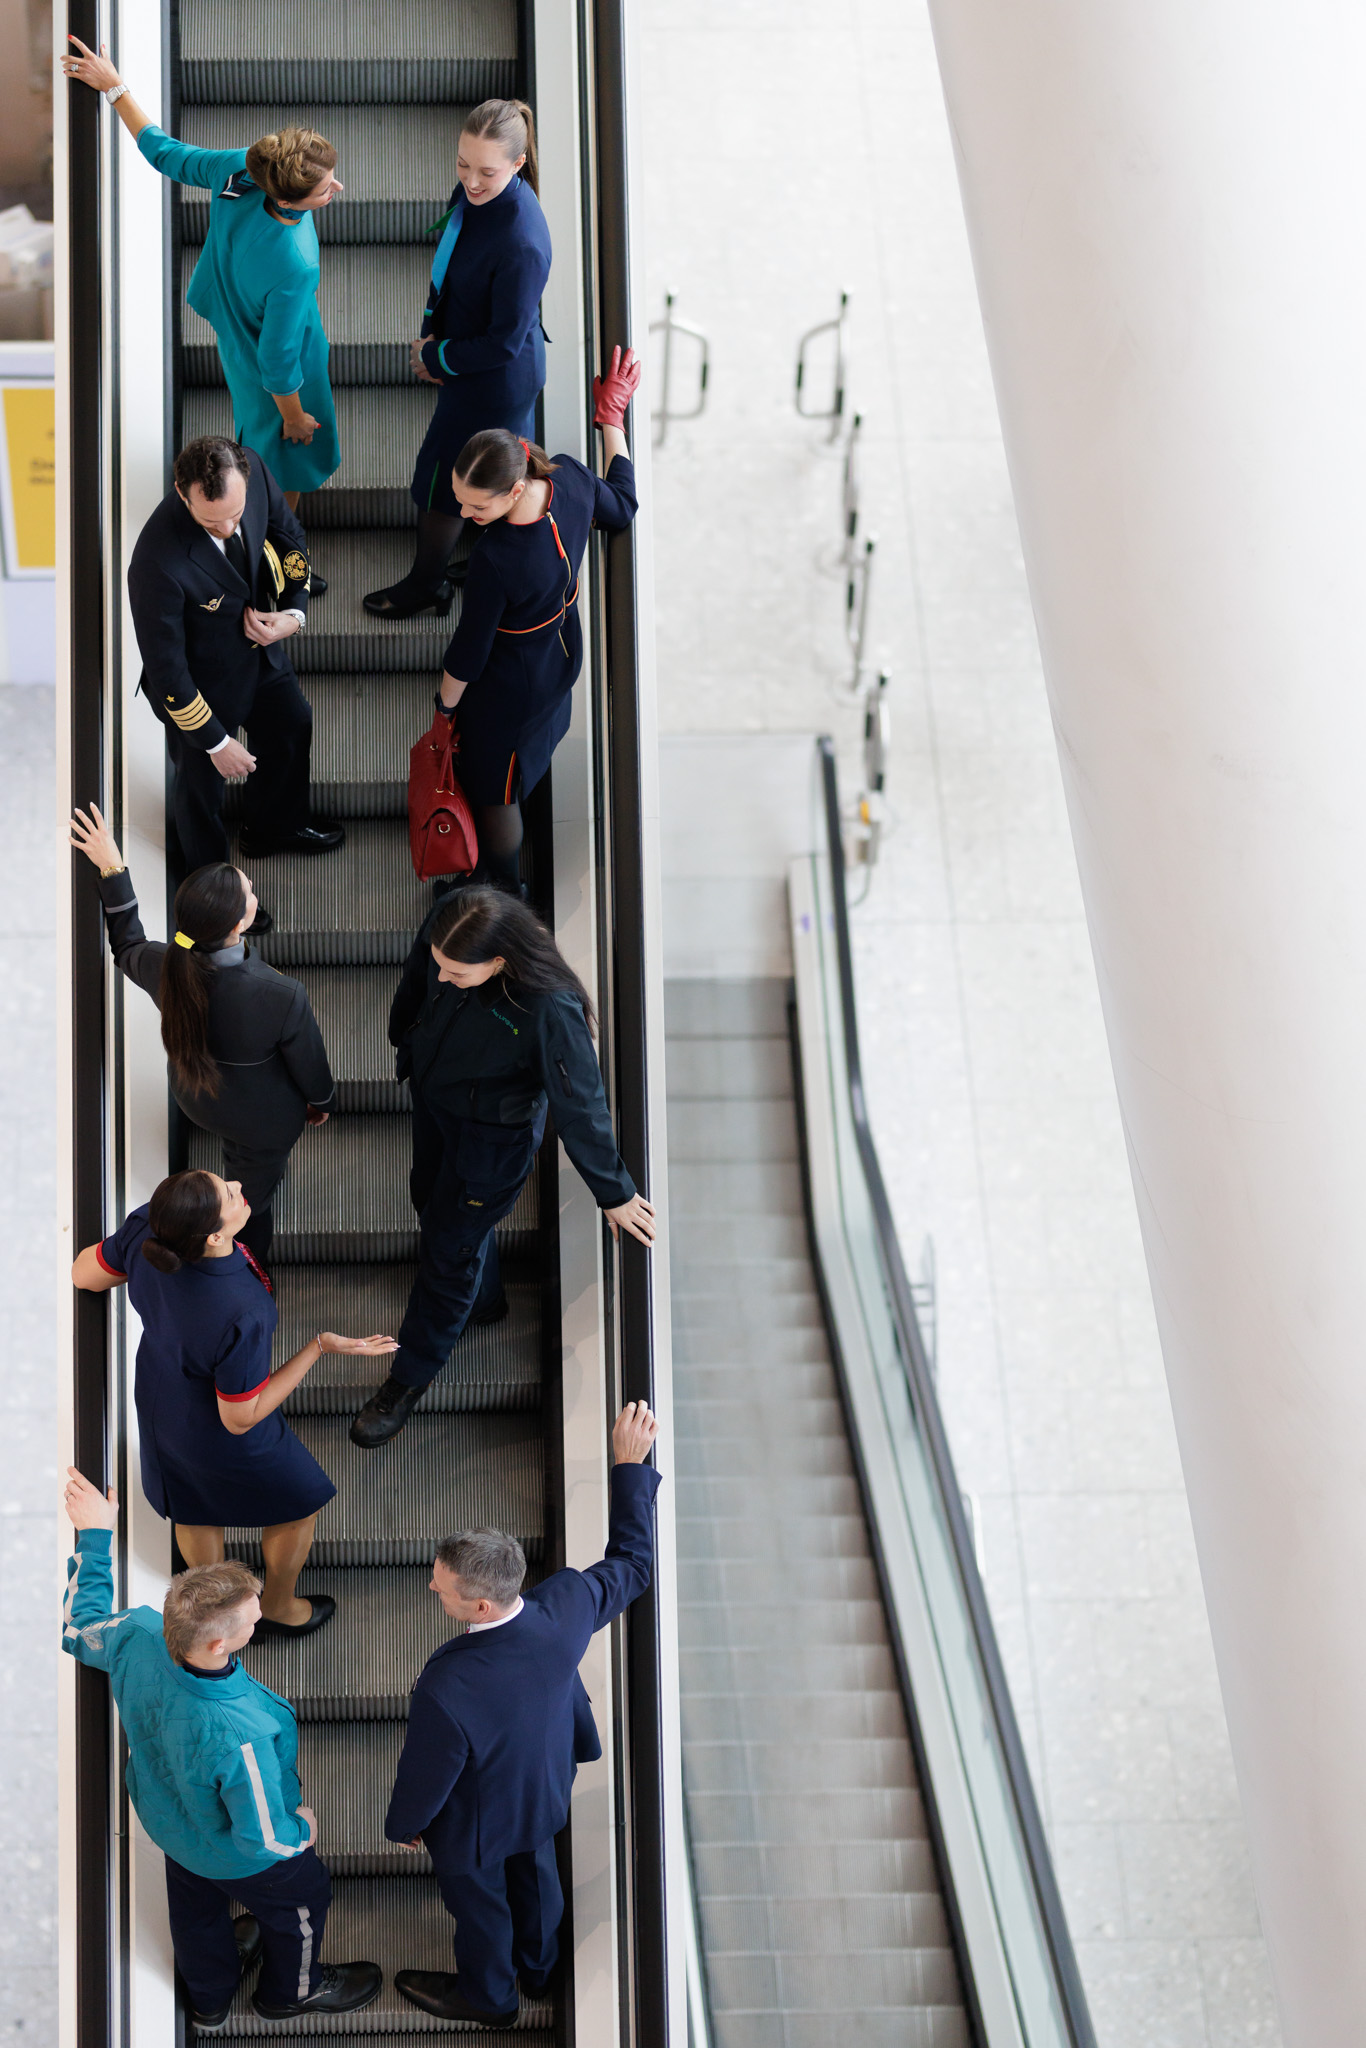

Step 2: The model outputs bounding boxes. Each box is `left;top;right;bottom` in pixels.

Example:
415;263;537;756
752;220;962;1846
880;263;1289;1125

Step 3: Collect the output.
428;887;596;1033
141;1170;224;1274
157;864;248;1098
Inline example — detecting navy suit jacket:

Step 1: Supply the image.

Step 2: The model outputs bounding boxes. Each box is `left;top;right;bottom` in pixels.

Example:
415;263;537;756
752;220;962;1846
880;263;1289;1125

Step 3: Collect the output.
385;1461;660;1873
127;447;309;752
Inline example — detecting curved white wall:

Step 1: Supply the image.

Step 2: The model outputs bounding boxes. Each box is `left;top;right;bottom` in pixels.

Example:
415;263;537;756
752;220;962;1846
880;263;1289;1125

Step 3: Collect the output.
924;3;1366;2039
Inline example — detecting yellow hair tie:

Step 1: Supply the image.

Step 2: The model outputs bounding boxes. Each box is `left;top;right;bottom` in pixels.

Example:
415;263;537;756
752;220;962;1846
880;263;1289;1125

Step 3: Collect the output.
173;931;195;950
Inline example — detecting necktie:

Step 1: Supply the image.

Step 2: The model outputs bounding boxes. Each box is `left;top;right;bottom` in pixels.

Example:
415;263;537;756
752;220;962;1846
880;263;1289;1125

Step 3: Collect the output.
225;526;251;591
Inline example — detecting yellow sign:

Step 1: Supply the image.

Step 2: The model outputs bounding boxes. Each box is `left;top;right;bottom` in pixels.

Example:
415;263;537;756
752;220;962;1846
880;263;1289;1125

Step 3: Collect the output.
1;384;55;573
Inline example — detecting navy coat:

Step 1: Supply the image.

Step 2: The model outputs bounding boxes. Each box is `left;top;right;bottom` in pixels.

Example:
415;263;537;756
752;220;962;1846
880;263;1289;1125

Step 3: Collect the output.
384;1462;660;1872
127;447;310;753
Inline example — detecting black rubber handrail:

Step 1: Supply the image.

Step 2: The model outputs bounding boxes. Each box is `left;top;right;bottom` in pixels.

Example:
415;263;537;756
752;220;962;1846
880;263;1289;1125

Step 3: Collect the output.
816;736;1097;2048
590;6;670;2045
67;0;116;2041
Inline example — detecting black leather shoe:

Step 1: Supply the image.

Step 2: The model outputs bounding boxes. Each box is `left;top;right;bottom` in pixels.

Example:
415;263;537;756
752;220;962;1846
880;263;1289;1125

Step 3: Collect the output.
235;1915;263;1973
350;1375;424;1448
252;1594;337;1640
239;824;345;857
395;1971;518;2027
519;1969;556;2001
243;903;273;936
362;576;454;619
308;574;327;596
469;1290;510;1327
252;1960;382;2021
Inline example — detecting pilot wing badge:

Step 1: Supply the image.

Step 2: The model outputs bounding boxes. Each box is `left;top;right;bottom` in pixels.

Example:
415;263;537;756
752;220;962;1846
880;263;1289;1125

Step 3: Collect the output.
200;595;224;612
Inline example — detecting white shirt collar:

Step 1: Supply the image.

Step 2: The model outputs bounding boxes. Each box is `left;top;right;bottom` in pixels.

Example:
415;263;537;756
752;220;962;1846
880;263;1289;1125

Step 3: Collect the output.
207;522;241;555
468;1595;524;1634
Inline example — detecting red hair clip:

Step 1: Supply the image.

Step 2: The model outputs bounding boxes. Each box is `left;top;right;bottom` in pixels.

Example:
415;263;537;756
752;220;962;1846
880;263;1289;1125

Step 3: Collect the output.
518;437;531;460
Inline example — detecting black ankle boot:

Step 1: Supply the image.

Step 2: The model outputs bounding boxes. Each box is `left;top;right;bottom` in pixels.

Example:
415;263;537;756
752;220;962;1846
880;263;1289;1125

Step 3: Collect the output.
361;576;454;619
350;1374;425;1447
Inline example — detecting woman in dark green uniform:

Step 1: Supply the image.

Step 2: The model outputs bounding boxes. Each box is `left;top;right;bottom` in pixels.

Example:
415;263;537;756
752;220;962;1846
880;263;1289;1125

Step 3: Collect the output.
350;888;655;1447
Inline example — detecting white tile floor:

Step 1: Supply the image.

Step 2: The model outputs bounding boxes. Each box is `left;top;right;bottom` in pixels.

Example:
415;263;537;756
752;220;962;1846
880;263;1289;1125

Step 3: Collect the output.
0;685;58;2043
639;3;1283;2041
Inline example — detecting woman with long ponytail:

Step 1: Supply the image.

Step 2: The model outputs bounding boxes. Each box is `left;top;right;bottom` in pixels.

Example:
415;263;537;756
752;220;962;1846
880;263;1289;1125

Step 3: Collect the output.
72;1167;396;1636
349;885;654;1449
69;805;335;1265
363;98;553;618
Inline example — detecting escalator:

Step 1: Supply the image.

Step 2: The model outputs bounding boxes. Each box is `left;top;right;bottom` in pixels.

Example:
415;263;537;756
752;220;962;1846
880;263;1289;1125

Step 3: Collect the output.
61;2;673;2044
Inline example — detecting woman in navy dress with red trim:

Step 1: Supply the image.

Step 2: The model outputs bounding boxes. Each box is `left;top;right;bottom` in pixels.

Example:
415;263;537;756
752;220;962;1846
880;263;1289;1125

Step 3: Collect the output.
433;347;642;888
72;1169;396;1638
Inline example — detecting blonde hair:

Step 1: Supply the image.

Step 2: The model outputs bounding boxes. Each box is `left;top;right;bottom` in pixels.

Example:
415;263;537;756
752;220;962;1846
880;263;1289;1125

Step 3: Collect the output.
162;1560;261;1666
461;98;539;196
246;127;337;206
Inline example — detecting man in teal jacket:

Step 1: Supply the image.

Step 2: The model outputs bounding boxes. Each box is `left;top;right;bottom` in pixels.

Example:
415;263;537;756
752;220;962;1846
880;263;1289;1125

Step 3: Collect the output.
61;1468;380;2028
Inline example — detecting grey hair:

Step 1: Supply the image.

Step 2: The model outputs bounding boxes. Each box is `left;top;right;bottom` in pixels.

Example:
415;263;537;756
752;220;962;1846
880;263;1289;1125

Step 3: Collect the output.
436;1527;526;1609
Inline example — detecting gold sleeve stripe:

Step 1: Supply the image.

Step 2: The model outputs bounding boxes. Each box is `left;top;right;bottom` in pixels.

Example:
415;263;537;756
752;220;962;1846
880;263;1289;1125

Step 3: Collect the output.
165;693;215;733
261;539;286;599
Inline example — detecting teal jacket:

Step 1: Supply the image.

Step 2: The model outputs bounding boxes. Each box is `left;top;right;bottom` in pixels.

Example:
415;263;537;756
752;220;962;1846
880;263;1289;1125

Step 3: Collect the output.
62;1530;313;1881
136;125;340;494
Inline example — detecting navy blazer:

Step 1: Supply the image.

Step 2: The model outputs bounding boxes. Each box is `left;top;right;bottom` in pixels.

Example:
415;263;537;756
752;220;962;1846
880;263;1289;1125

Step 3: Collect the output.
417;175;552;418
385;1462;661;1872
127;446;310;753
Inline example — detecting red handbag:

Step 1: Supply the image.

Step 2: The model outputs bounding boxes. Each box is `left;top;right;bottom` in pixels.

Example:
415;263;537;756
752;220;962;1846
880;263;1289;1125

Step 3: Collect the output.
408;712;479;881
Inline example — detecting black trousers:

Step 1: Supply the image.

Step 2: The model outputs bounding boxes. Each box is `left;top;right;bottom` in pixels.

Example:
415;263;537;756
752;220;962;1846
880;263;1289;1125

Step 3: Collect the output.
432;1839;561;2014
167;668;312;876
391;1101;542;1391
165;1845;330;2011
220;1135;294;1266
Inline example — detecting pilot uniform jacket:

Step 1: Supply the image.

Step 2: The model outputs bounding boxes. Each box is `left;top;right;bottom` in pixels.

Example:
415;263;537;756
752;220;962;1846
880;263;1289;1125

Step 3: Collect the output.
128;446;311;755
384;1461;660;1872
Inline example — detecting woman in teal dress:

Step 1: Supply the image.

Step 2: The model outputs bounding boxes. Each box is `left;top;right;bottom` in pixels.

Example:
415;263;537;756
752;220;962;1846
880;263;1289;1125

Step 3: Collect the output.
63;37;342;504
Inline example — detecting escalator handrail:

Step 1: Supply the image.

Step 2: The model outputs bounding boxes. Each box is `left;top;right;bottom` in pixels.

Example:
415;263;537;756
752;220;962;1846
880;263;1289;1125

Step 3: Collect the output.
816;735;1097;2048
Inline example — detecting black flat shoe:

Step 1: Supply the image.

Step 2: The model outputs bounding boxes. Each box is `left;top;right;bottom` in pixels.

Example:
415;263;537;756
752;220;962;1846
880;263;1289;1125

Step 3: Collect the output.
238;824;345;857
469;1290;510;1327
252;1594;336;1640
350;1375;424;1448
252;1960;382;2021
395;1971;518;2028
308;574;327;596
362;577;454;619
243;903;273;935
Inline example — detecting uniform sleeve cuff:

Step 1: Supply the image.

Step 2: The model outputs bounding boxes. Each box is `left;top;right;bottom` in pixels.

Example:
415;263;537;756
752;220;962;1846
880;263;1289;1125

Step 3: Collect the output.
76;1527;114;1551
217;1377;270;1404
94;1244;126;1278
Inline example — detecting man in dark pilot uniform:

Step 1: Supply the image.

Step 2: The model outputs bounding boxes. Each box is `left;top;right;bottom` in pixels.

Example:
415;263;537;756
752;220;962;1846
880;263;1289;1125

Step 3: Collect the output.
127;435;343;900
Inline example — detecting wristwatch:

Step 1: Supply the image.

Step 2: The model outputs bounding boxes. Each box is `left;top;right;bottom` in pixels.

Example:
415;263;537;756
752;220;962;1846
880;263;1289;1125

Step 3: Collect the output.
106;83;128;105
99;862;126;878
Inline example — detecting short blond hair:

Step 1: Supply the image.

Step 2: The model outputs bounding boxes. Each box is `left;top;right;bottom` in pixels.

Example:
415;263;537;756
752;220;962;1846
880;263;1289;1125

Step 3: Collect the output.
162;1561;261;1666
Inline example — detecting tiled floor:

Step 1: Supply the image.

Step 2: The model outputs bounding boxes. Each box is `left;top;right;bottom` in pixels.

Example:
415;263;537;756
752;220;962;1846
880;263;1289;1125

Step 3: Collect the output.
0;684;58;2043
639;2;1282;2041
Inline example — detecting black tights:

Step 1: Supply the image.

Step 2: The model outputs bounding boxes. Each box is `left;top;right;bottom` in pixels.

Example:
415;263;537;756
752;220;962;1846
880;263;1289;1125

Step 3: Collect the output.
412;508;464;591
476;801;524;888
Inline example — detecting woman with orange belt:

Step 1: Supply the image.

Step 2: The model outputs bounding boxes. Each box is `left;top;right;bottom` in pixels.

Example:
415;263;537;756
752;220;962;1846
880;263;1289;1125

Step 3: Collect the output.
432;347;640;887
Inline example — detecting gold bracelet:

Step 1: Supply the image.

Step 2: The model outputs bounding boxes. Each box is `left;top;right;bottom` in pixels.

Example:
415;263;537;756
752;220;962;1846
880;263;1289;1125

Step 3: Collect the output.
99;862;126;878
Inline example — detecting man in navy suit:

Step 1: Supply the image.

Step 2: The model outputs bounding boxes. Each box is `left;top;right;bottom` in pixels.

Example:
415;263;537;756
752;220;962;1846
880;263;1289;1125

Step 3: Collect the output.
386;1401;662;2027
127;434;343;888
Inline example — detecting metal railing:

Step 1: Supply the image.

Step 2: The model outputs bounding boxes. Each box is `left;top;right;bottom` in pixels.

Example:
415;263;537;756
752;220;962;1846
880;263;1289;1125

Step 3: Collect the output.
649;288;709;446
789;736;1098;2048
795;287;849;440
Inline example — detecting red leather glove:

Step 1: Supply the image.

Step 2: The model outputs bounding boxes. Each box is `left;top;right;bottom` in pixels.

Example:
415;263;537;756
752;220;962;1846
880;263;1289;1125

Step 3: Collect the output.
593;344;641;429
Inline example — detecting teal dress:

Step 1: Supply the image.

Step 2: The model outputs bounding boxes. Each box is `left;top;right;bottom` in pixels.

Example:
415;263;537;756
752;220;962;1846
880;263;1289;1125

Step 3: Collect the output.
139;126;340;495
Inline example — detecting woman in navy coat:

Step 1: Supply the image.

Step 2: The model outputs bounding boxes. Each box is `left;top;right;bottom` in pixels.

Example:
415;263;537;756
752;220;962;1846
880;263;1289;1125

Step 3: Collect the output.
73;1170;396;1637
432;347;642;886
364;100;552;619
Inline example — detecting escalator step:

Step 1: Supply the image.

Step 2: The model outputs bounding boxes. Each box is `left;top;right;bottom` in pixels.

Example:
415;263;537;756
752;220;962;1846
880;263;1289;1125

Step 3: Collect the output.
296;1720;435;1873
274;1270;541;1416
227;1409;546;1565
293;964;413;1106
186;1115;538;1263
179;0;516;107
183;240;436;380
293;532;455;674
218;1877;550;2036
177;106;473;250
237;1565;452;1721
182;386;437;505
235;821;429;968
296;675;434;824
